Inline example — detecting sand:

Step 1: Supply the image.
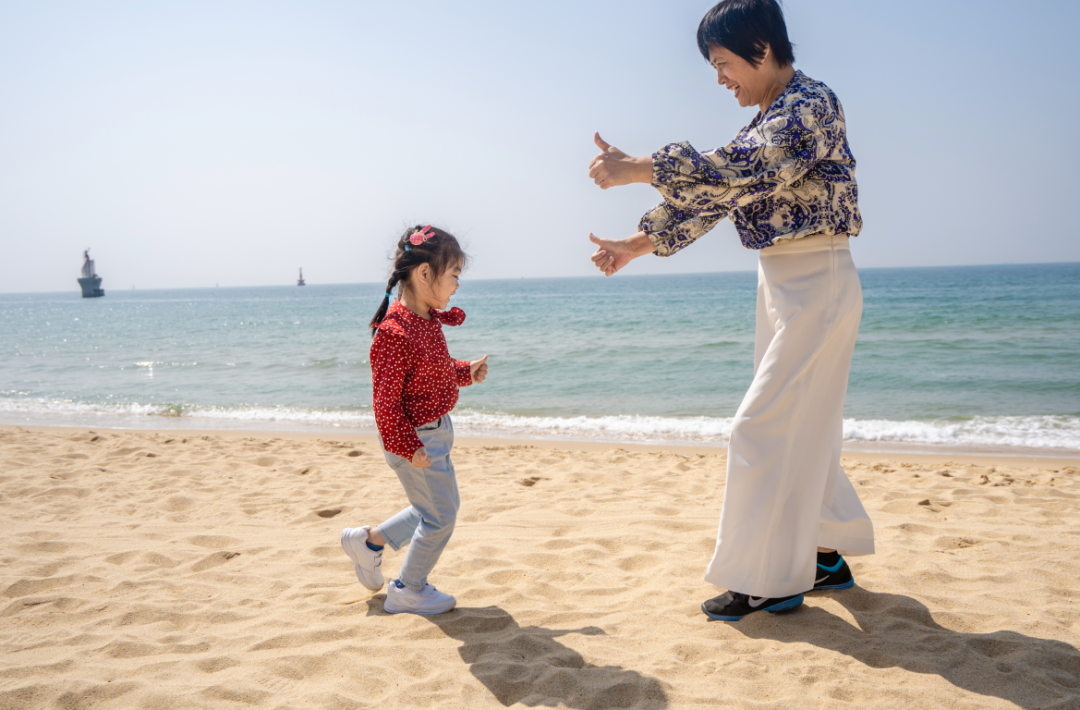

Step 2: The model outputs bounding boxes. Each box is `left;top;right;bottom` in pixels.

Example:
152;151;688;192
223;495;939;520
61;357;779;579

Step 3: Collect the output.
1;425;1078;710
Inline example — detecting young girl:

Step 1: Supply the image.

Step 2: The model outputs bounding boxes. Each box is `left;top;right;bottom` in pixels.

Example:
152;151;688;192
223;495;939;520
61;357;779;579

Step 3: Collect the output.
341;225;488;616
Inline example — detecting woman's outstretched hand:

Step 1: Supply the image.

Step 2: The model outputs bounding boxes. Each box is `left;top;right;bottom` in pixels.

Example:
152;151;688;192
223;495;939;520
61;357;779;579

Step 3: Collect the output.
589;232;656;277
589;133;654;189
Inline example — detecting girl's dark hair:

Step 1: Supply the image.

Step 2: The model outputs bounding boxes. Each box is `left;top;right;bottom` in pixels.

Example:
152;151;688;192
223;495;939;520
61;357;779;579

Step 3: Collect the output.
370;224;467;335
696;0;795;68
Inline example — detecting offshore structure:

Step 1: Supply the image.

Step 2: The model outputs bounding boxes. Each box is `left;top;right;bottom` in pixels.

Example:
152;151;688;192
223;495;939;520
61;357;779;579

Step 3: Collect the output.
78;249;105;298
297;267;306;286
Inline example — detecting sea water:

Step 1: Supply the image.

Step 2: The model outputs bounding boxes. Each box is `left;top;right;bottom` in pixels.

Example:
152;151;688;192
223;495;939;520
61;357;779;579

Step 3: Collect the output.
2;263;1078;456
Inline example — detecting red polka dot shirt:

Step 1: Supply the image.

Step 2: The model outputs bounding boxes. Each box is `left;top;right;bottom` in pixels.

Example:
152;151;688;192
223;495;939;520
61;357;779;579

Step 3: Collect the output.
370;300;473;458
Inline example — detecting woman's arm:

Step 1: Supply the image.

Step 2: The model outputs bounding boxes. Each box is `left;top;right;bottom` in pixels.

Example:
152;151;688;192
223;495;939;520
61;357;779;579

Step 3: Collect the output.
588;231;656;277
588;133;654;189
645;101;842;256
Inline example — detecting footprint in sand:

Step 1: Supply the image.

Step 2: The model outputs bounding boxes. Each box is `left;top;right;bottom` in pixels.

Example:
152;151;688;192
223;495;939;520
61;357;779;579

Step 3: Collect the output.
191;551;241;572
188;535;243;549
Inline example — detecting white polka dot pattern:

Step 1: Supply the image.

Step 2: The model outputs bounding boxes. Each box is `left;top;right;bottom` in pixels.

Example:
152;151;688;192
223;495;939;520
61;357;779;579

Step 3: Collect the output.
370;301;473;458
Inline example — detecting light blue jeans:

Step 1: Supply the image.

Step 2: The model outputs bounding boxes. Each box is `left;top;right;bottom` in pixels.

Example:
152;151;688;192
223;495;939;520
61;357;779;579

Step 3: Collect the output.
377;416;459;591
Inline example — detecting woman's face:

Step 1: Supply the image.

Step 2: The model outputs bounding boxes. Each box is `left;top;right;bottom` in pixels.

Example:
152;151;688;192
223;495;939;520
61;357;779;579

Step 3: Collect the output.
708;44;775;109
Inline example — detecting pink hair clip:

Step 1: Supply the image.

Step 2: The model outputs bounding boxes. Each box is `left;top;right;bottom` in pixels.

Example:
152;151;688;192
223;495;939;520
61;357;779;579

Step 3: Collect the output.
409;225;435;246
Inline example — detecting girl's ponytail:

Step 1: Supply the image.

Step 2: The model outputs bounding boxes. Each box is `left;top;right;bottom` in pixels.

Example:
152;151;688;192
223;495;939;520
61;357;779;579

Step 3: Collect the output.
369;275;400;334
369;224;468;337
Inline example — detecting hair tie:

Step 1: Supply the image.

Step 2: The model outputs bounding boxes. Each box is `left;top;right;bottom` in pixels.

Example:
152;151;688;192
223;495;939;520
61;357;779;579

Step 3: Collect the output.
403;244;411;252
384;292;393;299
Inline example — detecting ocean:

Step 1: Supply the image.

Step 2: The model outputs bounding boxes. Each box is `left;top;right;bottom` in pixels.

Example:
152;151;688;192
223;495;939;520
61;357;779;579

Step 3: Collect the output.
2;262;1078;456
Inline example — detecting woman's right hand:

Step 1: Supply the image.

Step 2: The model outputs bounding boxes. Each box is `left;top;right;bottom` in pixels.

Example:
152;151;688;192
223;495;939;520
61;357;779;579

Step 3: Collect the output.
589;133;653;189
411;447;432;468
589;232;655;277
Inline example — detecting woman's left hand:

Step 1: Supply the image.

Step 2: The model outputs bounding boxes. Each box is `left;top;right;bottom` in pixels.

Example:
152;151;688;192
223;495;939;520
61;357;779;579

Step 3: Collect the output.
589;232;656;276
589;132;654;189
470;355;489;384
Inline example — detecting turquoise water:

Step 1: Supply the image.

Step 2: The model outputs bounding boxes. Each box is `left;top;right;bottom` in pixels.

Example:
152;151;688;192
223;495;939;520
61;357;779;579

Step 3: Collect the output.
2;263;1078;454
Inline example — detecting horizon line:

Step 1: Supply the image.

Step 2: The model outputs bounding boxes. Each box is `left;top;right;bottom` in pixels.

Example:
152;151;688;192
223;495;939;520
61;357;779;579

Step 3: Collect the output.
3;260;1078;297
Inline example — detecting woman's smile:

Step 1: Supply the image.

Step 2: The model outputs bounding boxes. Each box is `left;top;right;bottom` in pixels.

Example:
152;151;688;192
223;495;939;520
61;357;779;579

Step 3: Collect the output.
709;43;792;112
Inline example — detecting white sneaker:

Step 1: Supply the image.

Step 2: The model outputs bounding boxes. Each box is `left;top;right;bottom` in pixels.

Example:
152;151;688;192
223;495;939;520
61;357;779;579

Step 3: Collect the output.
340;526;384;591
383;581;456;615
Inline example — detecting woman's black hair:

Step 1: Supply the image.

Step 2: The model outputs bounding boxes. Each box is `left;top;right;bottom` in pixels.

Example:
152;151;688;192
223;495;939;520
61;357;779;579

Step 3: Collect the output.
370;224;467;335
696;0;795;68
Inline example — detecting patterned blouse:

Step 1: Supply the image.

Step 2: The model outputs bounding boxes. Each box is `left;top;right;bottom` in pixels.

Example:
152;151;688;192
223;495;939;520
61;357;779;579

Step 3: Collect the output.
370;300;473;458
640;70;862;254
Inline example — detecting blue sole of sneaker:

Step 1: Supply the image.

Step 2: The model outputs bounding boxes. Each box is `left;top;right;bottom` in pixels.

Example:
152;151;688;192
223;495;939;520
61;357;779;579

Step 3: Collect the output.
813;579;855;591
701;594;805;621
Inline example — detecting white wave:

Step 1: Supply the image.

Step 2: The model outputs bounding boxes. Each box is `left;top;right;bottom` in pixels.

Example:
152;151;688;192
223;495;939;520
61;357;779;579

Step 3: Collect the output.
0;397;1078;453
842;415;1080;451
0;398;166;417
0;398;375;427
450;411;736;443
167;404;376;426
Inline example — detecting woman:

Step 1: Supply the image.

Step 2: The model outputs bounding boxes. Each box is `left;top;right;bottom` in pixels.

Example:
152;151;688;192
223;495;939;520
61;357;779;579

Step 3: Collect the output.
587;0;875;621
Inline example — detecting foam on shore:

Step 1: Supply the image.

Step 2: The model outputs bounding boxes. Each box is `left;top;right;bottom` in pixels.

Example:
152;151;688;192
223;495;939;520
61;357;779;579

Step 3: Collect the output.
2;396;1079;455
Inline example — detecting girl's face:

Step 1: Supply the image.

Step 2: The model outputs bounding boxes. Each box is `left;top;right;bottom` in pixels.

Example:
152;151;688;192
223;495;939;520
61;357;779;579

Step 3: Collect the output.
708;44;775;109
429;260;462;310
412;259;462;311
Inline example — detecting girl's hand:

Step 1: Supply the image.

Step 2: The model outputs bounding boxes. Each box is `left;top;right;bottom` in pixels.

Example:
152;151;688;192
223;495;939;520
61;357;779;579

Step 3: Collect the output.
411;447;432;468
588;133;653;189
589;232;656;277
470;355;489;384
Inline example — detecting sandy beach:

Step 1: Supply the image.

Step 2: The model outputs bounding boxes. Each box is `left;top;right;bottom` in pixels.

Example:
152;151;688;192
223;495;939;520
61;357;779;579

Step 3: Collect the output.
1;424;1078;709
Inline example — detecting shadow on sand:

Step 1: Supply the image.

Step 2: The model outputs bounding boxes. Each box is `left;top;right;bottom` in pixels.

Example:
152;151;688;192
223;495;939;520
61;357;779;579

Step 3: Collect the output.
366;601;668;709
723;586;1080;709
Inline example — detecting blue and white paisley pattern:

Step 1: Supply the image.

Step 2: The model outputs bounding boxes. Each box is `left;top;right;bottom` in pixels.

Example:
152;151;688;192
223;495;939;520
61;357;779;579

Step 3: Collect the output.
640;71;862;254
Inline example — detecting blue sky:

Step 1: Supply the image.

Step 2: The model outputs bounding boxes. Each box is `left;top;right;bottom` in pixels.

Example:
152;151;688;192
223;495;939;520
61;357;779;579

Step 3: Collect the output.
1;0;1077;292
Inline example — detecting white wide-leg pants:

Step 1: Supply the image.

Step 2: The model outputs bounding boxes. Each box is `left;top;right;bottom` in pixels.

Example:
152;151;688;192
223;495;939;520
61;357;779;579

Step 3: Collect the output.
704;233;875;599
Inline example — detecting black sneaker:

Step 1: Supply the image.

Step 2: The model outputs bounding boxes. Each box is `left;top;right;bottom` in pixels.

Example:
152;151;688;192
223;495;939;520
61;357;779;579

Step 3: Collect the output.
813;554;854;591
701;591;804;621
